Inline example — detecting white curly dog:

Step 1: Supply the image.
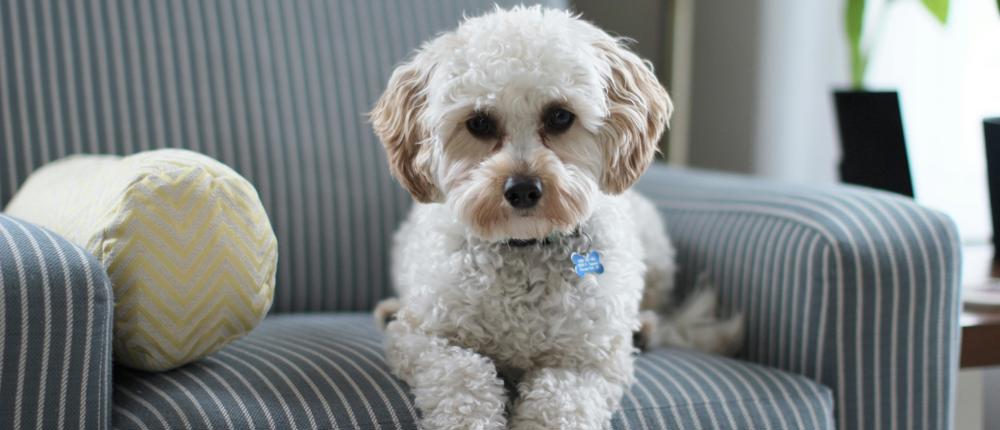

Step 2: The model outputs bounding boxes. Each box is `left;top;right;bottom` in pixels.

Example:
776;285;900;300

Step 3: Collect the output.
370;6;743;429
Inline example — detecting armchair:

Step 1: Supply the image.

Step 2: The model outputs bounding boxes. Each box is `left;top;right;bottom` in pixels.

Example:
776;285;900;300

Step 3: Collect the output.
0;0;959;429
635;165;961;430
0;214;113;429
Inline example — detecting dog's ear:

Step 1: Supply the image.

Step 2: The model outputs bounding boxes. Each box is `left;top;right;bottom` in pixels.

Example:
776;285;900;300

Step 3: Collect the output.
370;55;441;203
594;38;673;194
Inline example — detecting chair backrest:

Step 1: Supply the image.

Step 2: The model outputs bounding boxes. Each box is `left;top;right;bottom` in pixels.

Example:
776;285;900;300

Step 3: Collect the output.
0;0;562;312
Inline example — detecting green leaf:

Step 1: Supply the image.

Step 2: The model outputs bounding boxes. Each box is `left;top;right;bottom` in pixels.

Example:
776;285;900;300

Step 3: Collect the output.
921;0;949;24
846;0;866;88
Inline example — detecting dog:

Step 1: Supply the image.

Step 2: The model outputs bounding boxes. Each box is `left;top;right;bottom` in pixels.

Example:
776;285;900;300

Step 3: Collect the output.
369;6;743;429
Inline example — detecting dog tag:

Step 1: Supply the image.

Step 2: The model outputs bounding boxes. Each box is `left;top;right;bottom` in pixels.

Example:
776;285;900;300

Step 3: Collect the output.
571;251;604;277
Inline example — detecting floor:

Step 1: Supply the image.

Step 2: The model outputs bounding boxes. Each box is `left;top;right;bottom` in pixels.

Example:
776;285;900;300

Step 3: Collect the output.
956;367;1000;430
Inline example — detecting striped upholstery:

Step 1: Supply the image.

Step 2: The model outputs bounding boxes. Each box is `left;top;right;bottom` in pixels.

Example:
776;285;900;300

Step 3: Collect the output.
2;1;962;428
112;313;834;429
0;214;114;430
0;0;562;313
636;165;962;430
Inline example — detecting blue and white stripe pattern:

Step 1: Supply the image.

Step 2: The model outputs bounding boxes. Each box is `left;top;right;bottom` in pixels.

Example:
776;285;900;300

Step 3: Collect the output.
0;0;563;314
0;214;114;430
2;0;962;428
112;313;834;429
636;165;962;430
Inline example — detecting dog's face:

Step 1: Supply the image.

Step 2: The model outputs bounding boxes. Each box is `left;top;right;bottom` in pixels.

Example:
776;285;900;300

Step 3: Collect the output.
371;6;672;241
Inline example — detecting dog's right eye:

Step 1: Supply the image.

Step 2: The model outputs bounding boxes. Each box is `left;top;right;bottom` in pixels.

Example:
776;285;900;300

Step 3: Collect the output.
466;114;499;139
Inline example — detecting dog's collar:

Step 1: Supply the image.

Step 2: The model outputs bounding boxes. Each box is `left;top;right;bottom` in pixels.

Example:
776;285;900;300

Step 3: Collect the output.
502;228;582;248
504;237;549;247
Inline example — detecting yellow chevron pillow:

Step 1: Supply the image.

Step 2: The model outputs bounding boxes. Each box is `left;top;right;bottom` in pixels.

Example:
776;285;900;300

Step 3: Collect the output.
4;149;277;371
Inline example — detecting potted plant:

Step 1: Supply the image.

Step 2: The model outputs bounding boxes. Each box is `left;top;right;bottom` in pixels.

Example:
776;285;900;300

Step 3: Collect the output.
833;0;950;197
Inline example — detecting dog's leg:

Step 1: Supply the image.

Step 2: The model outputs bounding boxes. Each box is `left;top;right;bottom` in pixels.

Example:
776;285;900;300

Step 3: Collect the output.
652;287;745;355
509;351;633;430
373;297;400;330
384;319;508;430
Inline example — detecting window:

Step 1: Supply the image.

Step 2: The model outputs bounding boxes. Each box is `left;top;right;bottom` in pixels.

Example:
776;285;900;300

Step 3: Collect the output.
866;0;1000;242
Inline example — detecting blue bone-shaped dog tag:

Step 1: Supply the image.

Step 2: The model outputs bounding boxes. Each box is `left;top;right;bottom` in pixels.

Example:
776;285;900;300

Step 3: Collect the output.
571;251;604;278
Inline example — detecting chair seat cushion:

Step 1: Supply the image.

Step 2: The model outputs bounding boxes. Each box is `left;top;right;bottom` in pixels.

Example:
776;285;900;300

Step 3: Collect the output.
113;314;834;429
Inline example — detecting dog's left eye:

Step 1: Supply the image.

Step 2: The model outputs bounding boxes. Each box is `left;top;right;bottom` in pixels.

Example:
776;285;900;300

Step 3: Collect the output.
544;108;575;133
466;113;499;139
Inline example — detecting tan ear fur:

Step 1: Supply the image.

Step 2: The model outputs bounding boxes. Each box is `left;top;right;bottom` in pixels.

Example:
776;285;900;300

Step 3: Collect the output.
595;39;674;194
370;57;441;203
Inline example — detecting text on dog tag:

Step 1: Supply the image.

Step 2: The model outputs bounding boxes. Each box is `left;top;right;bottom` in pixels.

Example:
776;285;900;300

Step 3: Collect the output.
571;251;604;277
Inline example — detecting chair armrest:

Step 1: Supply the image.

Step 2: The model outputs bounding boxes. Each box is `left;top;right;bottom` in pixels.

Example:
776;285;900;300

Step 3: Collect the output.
636;164;962;430
0;214;113;429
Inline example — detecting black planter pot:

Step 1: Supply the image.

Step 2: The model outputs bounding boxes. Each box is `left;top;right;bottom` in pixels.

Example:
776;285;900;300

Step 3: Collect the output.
984;118;1000;247
833;91;914;197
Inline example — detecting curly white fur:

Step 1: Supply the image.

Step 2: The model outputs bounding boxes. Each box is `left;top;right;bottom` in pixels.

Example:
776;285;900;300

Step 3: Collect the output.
371;6;743;429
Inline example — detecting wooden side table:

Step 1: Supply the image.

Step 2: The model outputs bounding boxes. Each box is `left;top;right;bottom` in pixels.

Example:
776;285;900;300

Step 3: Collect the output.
961;245;1000;368
962;310;1000;368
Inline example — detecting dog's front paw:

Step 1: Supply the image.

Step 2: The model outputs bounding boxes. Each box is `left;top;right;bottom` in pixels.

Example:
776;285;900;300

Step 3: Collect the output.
419;399;508;430
508;418;550;430
385;323;509;430
509;395;612;430
408;364;510;430
509;368;620;430
402;355;510;430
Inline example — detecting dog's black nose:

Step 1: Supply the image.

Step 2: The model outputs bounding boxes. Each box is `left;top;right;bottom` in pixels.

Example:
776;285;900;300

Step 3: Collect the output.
504;176;543;209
